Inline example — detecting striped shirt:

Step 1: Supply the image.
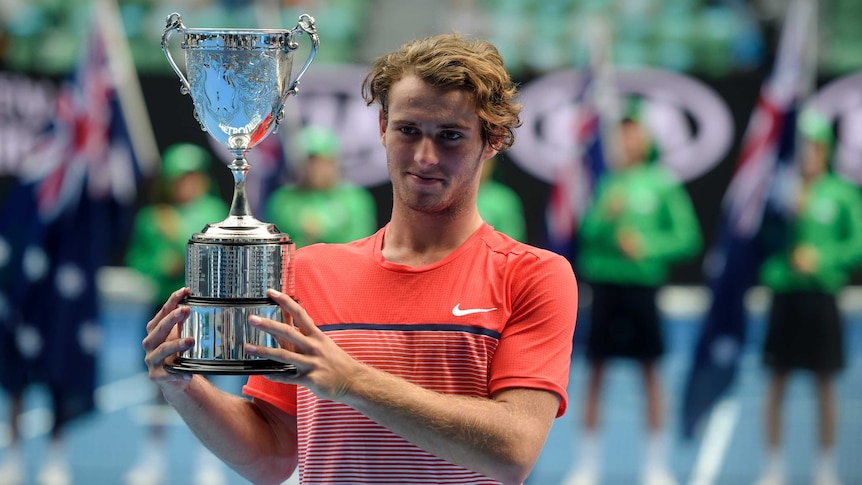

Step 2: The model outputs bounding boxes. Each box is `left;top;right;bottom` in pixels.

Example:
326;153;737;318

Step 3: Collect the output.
244;223;578;483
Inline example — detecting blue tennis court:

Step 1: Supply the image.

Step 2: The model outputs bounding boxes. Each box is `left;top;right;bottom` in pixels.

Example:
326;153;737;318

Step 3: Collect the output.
1;281;860;485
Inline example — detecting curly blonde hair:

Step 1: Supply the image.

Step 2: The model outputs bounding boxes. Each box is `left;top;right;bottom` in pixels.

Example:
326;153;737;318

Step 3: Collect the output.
362;34;522;152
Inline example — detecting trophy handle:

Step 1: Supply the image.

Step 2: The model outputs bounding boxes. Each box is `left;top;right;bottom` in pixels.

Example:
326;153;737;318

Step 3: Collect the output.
162;12;191;95
287;14;320;97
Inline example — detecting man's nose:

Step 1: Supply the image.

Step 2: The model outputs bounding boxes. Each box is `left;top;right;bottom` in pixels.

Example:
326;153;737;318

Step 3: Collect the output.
414;136;439;167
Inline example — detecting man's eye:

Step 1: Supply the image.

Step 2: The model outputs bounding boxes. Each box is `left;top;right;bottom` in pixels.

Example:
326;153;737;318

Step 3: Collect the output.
441;131;462;141
399;126;418;135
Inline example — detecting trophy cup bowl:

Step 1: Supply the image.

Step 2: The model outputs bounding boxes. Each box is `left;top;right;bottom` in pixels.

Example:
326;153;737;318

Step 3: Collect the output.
161;12;319;374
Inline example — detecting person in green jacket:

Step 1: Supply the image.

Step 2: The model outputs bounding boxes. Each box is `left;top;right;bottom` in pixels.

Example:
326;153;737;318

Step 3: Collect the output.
565;103;701;485
754;110;862;485
477;156;526;241
265;126;377;249
125;143;228;307
124;143;230;485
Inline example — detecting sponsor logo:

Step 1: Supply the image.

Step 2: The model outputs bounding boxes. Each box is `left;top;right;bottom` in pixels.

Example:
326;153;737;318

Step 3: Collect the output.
452;303;498;317
507;67;735;184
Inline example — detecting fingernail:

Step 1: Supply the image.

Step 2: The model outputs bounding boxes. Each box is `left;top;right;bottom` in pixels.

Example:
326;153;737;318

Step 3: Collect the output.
249;315;261;325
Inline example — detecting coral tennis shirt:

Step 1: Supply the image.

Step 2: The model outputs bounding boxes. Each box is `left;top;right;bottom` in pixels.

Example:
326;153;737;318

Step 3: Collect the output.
244;223;578;484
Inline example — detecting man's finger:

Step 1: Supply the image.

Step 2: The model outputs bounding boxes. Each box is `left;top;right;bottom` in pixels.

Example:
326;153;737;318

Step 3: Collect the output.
146;287;189;333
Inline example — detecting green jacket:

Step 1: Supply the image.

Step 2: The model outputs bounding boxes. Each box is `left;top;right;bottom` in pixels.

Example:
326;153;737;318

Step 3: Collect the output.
760;173;862;293
478;179;526;242
577;164;702;286
125;195;228;303
265;183;377;249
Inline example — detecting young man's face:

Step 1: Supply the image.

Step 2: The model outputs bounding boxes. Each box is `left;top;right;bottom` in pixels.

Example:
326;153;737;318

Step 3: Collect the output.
620;120;649;169
379;74;498;216
800;139;829;180
303;155;338;190
172;171;209;205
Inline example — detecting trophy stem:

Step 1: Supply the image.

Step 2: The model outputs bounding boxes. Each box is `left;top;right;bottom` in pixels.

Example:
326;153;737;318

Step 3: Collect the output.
227;156;255;222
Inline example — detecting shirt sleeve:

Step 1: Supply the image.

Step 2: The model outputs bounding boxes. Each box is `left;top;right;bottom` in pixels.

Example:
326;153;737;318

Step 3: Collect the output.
243;375;298;416
488;251;579;417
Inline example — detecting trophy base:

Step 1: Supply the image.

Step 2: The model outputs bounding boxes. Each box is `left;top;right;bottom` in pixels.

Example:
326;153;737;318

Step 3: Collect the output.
165;357;298;375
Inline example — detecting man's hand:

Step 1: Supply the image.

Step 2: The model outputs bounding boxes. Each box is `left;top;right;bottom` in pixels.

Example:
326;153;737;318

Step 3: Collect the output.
142;287;195;394
245;288;365;401
791;244;820;275
616;227;644;260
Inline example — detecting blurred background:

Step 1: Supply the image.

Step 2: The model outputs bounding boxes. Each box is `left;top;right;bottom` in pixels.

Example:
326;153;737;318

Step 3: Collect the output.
0;0;860;484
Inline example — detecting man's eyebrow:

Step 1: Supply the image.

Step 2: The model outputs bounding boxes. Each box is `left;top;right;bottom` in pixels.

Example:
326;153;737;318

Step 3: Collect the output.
389;118;474;130
440;122;473;130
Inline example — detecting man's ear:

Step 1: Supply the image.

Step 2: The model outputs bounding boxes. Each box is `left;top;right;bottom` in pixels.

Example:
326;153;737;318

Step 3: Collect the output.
482;143;499;163
378;109;387;145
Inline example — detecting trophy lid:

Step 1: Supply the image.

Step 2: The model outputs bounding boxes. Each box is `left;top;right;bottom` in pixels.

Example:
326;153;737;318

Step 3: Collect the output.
191;215;292;244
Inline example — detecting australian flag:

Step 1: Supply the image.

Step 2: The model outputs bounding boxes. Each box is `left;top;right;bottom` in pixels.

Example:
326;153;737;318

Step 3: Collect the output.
545;85;606;258
681;0;816;439
546;56;607;260
0;12;146;426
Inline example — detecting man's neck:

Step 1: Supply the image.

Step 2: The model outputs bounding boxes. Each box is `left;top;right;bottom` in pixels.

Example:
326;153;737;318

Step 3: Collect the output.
381;209;484;267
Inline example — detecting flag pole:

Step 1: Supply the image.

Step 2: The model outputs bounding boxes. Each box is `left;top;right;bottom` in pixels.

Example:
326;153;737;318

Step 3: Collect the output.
95;0;160;177
586;14;621;171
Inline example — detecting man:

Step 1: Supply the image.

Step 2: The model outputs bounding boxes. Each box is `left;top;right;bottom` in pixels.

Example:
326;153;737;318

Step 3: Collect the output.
754;110;862;485
566;102;701;485
143;34;578;484
265;125;377;248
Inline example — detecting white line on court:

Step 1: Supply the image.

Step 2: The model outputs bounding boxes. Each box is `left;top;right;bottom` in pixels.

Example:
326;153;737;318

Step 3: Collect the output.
687;398;741;485
94;372;154;413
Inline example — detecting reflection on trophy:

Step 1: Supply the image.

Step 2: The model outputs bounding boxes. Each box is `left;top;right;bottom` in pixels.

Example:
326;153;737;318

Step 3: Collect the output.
161;12;319;374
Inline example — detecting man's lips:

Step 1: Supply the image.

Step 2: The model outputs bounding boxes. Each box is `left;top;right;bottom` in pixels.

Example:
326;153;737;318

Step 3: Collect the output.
408;171;444;183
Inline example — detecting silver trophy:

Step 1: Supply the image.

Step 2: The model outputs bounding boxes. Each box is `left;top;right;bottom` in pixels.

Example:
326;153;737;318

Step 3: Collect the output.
161;12;318;374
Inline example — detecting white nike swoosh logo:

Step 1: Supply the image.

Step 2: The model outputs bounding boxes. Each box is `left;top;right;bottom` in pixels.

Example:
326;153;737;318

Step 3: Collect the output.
452;304;498;317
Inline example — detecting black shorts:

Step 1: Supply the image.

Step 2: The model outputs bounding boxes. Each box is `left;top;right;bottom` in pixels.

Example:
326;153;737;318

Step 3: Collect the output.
585;283;664;363
763;290;845;373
